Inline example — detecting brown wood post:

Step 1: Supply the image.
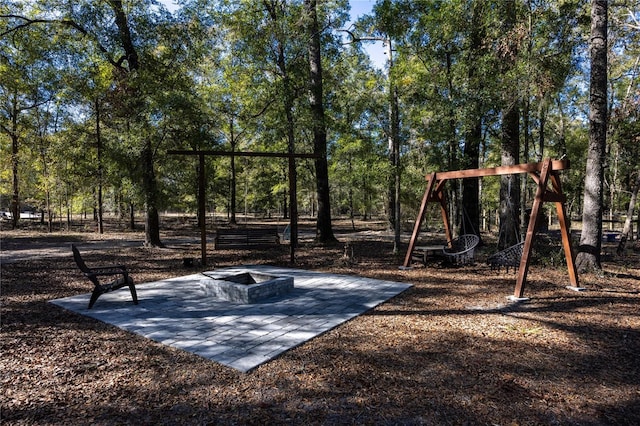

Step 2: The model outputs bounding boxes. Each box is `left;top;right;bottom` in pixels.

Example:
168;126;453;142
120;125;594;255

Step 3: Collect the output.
437;188;452;246
403;173;437;267
514;158;552;298
199;154;207;267
550;172;579;288
289;156;297;263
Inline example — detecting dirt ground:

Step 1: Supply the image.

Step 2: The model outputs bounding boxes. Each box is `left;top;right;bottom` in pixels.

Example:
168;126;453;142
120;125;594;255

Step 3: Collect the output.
1;218;639;425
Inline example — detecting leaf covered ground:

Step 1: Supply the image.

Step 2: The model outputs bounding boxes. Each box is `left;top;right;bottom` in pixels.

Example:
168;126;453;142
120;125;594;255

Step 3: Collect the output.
1;218;639;425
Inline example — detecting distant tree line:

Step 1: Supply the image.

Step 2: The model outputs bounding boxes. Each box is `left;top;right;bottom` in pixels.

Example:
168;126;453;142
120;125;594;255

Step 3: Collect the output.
1;0;638;270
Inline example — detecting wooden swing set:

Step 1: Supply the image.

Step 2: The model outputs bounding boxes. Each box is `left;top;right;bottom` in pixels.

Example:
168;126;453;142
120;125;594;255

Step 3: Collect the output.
403;158;580;299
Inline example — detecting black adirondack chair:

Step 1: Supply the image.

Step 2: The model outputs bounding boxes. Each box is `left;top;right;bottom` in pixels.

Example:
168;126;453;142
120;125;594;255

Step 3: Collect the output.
71;244;138;309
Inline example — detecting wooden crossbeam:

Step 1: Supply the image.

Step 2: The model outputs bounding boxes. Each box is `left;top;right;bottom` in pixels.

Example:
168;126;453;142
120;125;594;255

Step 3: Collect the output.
167;150;320;159
431;159;569;180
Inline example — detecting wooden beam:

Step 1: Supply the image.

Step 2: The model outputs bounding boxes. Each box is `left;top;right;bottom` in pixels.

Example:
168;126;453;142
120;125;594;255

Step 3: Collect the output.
439;189;452;245
168;150;320;159
431;159;569;181
433;178;447;197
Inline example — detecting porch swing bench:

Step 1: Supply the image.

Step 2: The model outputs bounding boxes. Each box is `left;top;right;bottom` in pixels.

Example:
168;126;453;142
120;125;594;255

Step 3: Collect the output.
487;241;525;272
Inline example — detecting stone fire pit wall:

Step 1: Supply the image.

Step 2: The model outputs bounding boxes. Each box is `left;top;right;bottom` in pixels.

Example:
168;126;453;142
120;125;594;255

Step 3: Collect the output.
199;271;293;304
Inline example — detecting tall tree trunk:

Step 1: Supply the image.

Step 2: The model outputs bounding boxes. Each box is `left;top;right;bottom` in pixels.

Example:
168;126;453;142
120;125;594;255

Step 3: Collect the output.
265;0;298;247
616;173;640;255
386;39;402;253
445;50;458;173
499;104;521;249
95;98;104;234
499;0;521;249
10;95;19;229
445;50;460;234
462;124;481;237
461;1;483;238
142;141;162;246
10;136;19;229
109;0;161;246
305;0;336;244
576;0;608;272
139;131;161;245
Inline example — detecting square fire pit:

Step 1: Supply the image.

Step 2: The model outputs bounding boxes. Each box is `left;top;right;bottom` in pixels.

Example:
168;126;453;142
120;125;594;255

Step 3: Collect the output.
199;271;293;303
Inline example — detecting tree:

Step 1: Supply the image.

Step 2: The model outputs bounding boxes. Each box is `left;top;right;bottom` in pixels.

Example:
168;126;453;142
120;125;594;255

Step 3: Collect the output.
106;0;165;246
608;1;640;254
358;0;407;253
328;43;387;225
218;0;316;243
0;1;174;244
576;0;608;272
617;172;640;255
305;0;336;243
498;0;521;249
0;6;58;228
262;0;301;245
460;0;486;238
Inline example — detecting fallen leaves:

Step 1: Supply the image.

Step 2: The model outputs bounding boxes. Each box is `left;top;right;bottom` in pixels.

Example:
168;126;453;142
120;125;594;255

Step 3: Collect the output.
1;221;640;424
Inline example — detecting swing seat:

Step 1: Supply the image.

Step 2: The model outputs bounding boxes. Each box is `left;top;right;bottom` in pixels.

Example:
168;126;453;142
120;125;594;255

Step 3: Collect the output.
442;234;479;266
487;241;525;272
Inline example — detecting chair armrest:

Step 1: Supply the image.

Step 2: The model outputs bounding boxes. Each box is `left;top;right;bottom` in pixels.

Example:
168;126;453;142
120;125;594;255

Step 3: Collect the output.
86;266;129;280
92;264;127;270
87;265;128;274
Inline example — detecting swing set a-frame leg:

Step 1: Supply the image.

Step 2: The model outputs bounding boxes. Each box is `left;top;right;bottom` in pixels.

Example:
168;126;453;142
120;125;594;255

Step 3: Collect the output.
513;159;551;299
403;173;437;267
513;158;580;299
551;173;580;290
403;174;452;268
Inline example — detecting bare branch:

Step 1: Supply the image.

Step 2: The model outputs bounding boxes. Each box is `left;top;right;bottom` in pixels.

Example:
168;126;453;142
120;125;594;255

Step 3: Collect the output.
338;28;384;45
0;14;50;37
0;14;123;71
626;9;640;30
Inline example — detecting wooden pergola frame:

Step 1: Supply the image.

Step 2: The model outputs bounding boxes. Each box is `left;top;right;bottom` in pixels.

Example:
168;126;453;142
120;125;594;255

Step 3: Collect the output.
168;150;321;266
403;158;579;299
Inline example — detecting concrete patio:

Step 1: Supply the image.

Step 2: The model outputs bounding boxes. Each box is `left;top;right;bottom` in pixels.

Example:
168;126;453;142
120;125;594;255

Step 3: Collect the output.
50;265;412;372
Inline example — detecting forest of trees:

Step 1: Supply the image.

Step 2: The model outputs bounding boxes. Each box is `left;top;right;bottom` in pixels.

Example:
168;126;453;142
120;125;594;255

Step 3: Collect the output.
1;1;639;266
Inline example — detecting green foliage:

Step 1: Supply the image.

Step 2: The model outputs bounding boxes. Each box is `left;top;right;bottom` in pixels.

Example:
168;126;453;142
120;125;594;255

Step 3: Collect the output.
0;0;637;231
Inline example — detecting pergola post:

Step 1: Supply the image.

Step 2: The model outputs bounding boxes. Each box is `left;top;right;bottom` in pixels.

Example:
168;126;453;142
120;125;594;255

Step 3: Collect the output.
198;154;207;267
288;155;297;263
